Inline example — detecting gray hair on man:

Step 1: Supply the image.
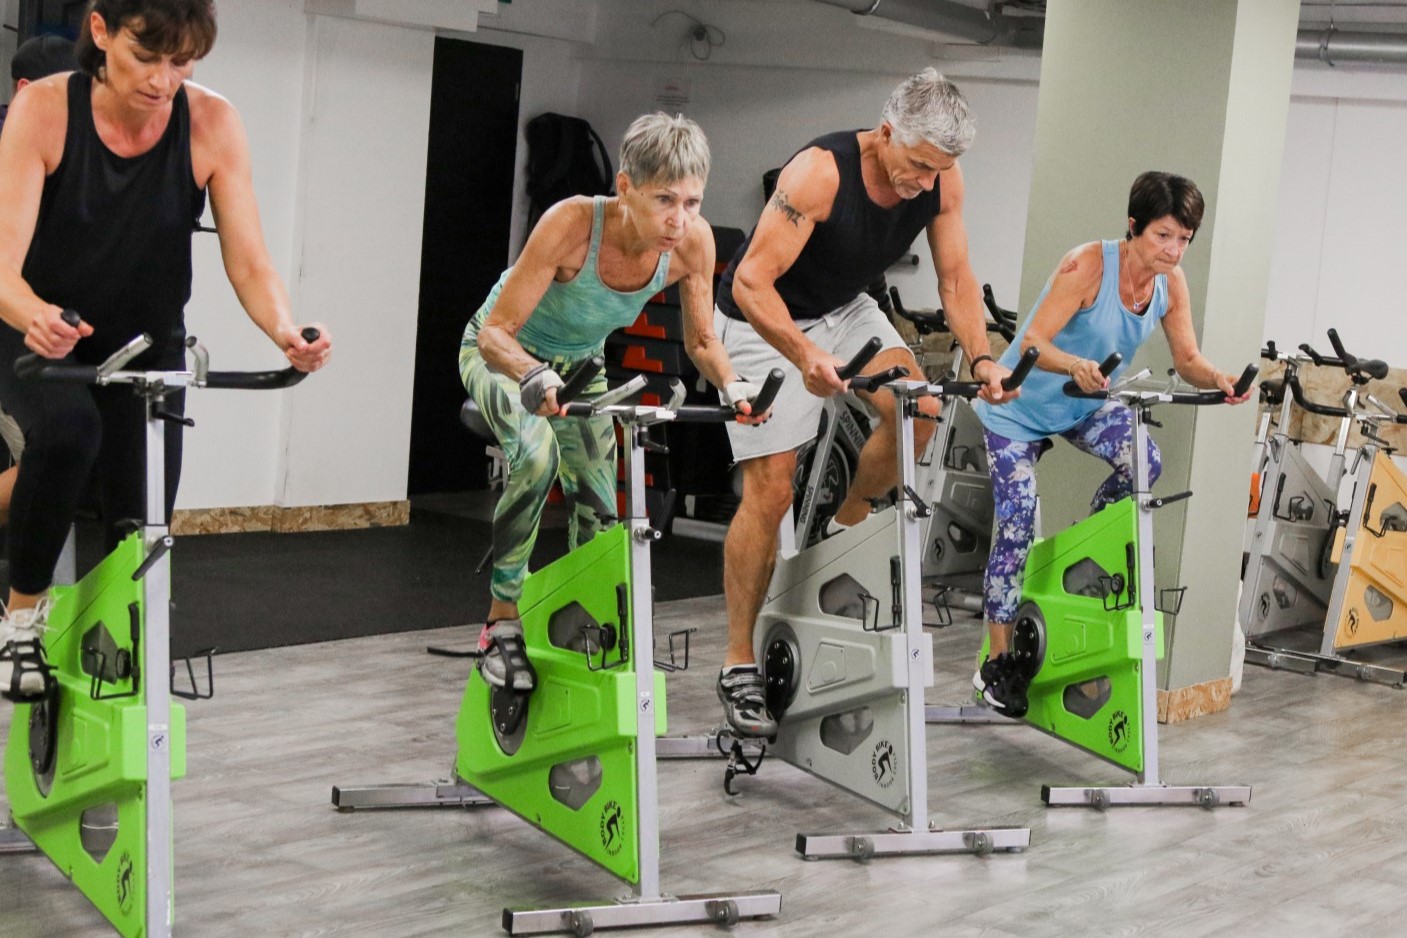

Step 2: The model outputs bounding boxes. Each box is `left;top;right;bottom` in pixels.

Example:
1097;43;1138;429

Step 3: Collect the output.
619;112;711;187
881;68;976;157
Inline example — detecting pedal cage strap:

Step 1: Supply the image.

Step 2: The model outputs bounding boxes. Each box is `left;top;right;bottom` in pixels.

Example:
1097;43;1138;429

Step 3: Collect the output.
1;638;54;702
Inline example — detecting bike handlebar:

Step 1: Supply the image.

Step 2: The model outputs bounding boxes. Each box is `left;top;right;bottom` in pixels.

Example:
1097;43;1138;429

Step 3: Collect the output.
919;347;1041;400
1326;328;1390;381
16;327;323;390
1065;362;1258;405
562;368;786;423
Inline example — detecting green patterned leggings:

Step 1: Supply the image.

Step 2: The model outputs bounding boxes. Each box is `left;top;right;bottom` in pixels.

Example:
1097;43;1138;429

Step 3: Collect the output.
460;343;618;603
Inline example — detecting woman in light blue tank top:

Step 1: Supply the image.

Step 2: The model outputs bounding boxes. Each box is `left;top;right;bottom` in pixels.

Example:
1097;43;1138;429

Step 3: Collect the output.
456;114;766;691
971;172;1253;717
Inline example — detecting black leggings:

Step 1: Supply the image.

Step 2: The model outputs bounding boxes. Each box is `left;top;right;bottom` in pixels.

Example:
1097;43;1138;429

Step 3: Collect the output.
0;328;183;594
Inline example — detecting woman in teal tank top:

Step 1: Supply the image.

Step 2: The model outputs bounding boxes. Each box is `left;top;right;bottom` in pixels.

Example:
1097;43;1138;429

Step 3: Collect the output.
972;172;1253;717
458;113;769;691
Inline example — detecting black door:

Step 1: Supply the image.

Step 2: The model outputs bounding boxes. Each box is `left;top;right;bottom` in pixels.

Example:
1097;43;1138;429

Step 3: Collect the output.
408;37;522;495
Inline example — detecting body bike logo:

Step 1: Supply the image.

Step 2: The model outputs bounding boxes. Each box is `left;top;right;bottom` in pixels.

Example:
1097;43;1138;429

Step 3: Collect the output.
1107;709;1131;753
871;740;896;788
599;800;625;856
116;851;135;914
1347;608;1360;635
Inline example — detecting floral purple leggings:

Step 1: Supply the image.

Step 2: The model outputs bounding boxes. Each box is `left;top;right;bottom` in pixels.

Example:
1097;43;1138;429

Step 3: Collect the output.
983;401;1161;624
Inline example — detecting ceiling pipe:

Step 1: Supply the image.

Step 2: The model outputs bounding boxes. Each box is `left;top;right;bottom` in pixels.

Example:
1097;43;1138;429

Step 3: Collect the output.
1297;28;1407;66
813;0;1044;50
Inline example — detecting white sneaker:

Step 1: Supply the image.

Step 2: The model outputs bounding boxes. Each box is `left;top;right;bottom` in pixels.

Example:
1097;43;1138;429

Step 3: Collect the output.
1;598;54;702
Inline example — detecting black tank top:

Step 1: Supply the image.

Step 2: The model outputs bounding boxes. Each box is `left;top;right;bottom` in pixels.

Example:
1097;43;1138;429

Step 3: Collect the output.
22;73;206;365
717;130;940;321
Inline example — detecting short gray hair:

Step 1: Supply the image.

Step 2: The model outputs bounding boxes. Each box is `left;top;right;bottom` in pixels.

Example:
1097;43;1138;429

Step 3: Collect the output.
881;68;975;157
619;112;711;187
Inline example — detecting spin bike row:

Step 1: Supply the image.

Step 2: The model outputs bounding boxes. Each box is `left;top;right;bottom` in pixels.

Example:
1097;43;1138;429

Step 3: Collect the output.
1241;329;1407;685
330;336;1256;936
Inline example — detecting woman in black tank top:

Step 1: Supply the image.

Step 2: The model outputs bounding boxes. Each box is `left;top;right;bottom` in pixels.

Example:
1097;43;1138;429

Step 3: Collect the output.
0;1;332;702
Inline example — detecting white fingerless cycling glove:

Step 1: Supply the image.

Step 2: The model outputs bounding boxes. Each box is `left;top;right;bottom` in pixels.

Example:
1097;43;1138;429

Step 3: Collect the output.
520;363;565;413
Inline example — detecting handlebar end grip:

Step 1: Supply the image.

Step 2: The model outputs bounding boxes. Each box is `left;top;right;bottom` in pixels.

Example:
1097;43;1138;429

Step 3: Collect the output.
300;327;321;344
836;337;883;382
558;355;605;405
1097;353;1123;377
1002;347;1039;391
749;368;784;416
13;353;43;379
1232;364;1259;398
61;308;82;328
1399;387;1407;409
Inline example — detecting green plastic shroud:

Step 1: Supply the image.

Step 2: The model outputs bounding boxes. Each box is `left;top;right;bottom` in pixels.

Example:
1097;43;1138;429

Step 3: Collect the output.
981;497;1162;774
455;523;667;884
5;533;187;938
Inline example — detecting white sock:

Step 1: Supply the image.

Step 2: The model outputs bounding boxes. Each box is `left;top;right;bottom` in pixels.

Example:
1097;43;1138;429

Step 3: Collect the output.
825;517;852;538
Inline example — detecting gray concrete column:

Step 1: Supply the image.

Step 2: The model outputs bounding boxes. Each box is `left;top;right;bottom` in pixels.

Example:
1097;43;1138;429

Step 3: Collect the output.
1020;0;1299;705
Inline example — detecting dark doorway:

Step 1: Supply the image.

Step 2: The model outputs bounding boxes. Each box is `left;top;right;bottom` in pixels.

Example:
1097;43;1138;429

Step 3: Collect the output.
408;37;522;495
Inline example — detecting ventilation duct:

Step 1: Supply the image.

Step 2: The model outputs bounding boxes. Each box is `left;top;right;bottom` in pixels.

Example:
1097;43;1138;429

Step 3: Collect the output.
813;0;1044;50
1297;28;1407;66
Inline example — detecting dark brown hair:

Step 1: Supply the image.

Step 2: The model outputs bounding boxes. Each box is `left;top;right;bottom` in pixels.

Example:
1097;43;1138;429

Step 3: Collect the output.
1127;171;1204;240
75;0;217;79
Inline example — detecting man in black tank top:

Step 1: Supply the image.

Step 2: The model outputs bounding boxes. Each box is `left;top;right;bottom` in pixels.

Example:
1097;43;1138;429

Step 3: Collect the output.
712;69;1017;738
0;1;331;703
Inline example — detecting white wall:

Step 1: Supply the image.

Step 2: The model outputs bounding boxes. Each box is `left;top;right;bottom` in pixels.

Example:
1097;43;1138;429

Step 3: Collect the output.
177;1;433;510
577;0;1040;313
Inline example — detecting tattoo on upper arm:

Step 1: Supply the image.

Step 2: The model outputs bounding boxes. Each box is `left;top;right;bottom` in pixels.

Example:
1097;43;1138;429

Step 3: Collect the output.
769;190;805;227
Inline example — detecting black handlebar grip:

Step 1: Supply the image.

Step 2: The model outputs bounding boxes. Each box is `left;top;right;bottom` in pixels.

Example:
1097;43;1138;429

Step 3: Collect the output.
836;337;883;382
13;352;44;379
849;365;910;392
1232;364;1259;398
982;283;1002;320
888;287;908;318
61;308;81;328
1097;353;1123;377
1326;328;1353;367
1400;387;1407;410
561;401;595;418
749;368;784;416
1361;358;1390;381
300;327;321;344
1002;347;1039;391
1261;340;1278;361
558;356;604;405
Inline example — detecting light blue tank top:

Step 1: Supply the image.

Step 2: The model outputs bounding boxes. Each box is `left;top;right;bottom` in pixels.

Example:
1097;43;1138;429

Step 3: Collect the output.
465;196;671;363
975;240;1168;442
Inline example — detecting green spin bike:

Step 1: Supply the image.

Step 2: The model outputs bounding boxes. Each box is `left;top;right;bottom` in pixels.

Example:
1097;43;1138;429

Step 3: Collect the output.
334;362;784;936
981;355;1256;808
1;322;317;937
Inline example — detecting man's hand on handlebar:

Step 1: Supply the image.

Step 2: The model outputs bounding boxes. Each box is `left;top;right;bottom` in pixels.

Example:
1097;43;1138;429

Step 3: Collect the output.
799;348;848;399
282;322;332;373
25;306;92;359
972;358;1019;404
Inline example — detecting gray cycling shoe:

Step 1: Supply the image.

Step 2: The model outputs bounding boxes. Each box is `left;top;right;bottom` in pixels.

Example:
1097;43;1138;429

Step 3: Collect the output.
478;619;537;692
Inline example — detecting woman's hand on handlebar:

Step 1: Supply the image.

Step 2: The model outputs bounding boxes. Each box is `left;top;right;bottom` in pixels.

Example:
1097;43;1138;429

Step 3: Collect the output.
281;321;332;373
723;378;772;425
1216;369;1253;405
972;358;1019;404
25;305;92;358
1068;357;1109;395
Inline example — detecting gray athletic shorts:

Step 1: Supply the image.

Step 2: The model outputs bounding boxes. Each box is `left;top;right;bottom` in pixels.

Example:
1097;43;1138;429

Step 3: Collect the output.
716;292;908;462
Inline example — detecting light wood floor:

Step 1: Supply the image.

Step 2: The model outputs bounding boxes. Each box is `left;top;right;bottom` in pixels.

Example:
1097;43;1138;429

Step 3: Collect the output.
3;594;1406;937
